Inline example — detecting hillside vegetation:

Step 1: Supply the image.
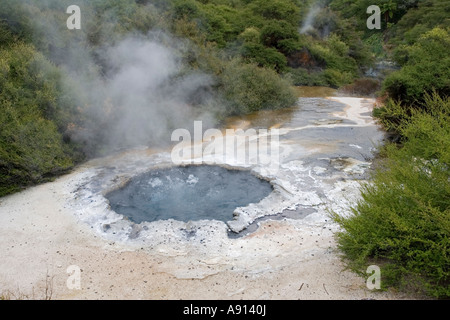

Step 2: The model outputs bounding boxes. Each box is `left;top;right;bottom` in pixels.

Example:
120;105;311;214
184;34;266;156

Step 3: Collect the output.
0;0;374;195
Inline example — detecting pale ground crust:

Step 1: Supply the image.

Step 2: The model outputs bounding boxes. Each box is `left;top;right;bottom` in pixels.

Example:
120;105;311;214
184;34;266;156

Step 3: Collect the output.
0;97;419;300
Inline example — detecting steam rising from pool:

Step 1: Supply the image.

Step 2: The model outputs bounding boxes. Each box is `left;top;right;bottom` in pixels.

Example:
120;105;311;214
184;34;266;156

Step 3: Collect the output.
67;96;385;246
105;166;273;224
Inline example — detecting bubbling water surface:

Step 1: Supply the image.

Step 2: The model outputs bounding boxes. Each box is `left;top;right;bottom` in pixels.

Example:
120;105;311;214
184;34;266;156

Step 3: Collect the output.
106;165;273;224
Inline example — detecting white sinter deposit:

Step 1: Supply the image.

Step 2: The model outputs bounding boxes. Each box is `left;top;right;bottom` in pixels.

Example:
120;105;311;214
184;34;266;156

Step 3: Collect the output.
1;96;415;300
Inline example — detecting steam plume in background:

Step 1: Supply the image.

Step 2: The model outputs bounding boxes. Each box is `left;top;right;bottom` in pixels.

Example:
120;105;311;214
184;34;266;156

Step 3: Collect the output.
68;33;218;155
300;1;324;34
11;0;219;156
299;0;336;38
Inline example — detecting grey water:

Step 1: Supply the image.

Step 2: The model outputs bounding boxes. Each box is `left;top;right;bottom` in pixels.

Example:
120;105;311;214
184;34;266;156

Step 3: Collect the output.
106;165;273;224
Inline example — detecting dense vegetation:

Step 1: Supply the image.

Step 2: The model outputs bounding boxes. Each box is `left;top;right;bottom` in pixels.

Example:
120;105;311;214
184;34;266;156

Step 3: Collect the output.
0;43;79;195
0;0;374;196
170;0;374;87
0;0;449;298
330;0;450;298
333;92;450;298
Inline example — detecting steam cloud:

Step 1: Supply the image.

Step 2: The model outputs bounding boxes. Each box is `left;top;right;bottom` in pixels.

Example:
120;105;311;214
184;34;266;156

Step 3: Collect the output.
69;34;218;155
13;0;218;156
299;0;333;37
300;1;323;34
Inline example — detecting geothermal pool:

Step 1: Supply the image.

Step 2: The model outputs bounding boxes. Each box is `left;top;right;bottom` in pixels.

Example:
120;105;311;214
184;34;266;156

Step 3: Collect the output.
0;93;404;300
105;165;273;224
66;94;386;245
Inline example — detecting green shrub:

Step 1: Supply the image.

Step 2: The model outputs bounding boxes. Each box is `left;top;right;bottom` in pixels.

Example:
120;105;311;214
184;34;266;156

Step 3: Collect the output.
237;27;261;44
219;59;297;115
388;0;450;47
323;68;353;88
240;42;288;72
172;0;200;20
333;93;450;298
247;0;300;26
307;34;358;80
286;67;327;87
383;27;450;106
260;20;299;49
0;43;77;196
286;67;353;88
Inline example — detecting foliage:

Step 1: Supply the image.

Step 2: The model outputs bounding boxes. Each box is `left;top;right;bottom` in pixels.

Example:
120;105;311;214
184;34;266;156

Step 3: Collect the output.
259;20;299;50
219;59;297;116
382;27;450;106
0;43;79;196
0;0;306;195
171;0;371;87
331;0;450;298
286;67;328;87
240;42;288;72
329;0;421;32
387;0;450;48
285;33;359;88
332;92;450;298
246;0;301;26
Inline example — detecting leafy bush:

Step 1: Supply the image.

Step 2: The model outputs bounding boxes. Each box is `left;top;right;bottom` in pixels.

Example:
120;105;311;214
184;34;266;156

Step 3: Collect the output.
333;92;450;298
219;59;297;115
240;42;288;72
260;20;299;49
330;0;420;32
286;66;354;88
0;43;78;196
388;0;450;47
172;0;200;20
383;27;450;106
286;67;328;87
237;27;261;44
247;0;300;26
323;68;354;88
